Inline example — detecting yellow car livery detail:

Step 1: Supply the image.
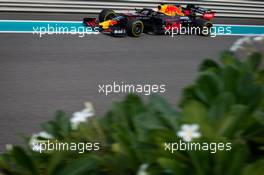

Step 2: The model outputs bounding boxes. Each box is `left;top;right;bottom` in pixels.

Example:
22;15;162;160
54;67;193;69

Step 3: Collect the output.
158;4;185;16
99;20;118;29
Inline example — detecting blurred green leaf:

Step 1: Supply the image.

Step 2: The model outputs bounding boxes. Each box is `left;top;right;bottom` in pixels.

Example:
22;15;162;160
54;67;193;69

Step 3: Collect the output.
236;74;262;109
219;105;248;137
41;111;71;139
55;111;71;135
220;51;240;67
148;95;179;130
222;65;241;93
245;52;262;72
226;141;249;175
11;146;38;175
47;152;67;175
178;85;197;107
182;100;208;124
57;156;97;175
195;72;223;105
199;59;220;72
157;157;187;174
242;159;264;175
209;92;235;119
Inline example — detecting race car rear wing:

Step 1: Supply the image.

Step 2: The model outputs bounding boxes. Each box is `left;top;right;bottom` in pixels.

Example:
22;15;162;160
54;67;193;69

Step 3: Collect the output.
195;7;215;19
183;5;216;20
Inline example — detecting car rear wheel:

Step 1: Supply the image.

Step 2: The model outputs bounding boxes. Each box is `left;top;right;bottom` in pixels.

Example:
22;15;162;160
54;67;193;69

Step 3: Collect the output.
99;9;116;22
196;19;213;37
126;20;144;37
201;22;213;37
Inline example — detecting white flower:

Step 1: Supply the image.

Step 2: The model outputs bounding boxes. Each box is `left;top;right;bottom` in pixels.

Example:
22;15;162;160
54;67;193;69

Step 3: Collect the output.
230;44;240;52
5;144;13;151
137;164;149;175
70;101;95;129
37;131;53;139
29;131;53;152
230;36;252;52
253;36;264;42
177;124;201;142
31;143;43;152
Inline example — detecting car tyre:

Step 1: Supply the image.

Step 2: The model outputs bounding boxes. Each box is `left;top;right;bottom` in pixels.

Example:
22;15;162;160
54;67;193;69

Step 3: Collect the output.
196;19;213;37
126;19;144;37
99;9;116;22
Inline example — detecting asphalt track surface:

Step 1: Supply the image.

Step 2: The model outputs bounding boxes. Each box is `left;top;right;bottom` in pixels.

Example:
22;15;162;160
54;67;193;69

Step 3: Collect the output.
0;12;263;151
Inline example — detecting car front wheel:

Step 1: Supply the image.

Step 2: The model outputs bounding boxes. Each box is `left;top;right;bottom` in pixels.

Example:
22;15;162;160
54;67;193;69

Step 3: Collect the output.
126;20;144;37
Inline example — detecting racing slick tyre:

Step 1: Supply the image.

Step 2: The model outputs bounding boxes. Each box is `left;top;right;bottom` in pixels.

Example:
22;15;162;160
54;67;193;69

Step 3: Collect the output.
126;19;144;37
99;9;116;22
196;19;213;37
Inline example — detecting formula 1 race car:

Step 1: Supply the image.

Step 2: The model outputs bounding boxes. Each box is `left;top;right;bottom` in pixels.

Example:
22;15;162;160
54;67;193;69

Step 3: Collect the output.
83;4;216;37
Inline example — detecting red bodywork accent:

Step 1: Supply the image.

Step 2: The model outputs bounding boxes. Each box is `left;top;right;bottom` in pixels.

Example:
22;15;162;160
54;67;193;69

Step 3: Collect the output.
166;5;177;13
109;20;118;25
184;10;190;15
165;22;181;31
85;18;97;27
203;12;215;20
165;5;184;16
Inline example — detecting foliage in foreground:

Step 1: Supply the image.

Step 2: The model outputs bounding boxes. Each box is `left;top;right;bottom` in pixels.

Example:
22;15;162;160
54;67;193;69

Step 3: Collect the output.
0;51;264;175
